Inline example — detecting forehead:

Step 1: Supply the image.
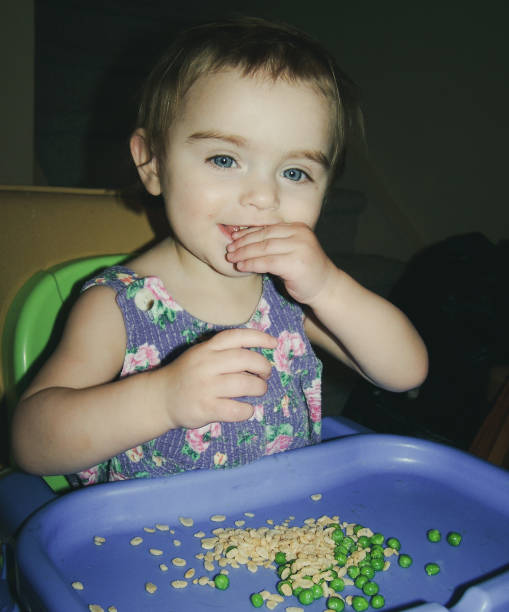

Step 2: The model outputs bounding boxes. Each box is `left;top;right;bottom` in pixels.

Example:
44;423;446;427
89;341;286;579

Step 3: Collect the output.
173;69;334;154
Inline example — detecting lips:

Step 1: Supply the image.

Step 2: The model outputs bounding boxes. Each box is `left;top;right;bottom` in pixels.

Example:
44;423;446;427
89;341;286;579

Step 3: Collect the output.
219;224;252;239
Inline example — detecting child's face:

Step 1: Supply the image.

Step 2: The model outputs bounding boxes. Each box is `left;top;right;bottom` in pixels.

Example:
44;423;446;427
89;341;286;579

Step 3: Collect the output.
150;69;334;278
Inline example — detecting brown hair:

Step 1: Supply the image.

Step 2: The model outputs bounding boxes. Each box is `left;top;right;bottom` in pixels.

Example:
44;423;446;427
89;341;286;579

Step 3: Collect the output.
136;16;363;181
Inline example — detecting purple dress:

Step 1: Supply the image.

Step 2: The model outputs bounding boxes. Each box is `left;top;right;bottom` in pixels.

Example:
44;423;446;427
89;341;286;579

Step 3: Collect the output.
74;266;322;485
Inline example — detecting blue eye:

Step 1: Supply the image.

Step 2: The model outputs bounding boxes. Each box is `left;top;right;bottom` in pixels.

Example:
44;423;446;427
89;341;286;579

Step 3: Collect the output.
283;168;308;182
211;155;235;168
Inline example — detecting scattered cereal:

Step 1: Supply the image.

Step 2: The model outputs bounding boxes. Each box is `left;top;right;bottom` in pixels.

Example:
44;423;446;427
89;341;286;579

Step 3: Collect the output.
88;606;104;612
93;536;106;546
173;539;182;547
179;516;194;527
71;581;84;590
184;568;196;579
285;608;304;612
171;580;188;589
172;557;187;567
155;524;169;531
149;548;164;556
235;520;245;527
145;582;157;594
310;493;322;501
143;527;156;533
107;607;117;612
210;514;226;522
194;530;206;538
129;536;143;546
159;563;168;572
244;512;255;518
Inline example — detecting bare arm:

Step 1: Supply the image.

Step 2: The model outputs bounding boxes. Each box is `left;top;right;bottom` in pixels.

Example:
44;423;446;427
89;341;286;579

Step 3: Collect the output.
11;286;277;475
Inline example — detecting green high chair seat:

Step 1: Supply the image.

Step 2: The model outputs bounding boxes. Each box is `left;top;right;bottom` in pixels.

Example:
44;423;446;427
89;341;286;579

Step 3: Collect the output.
2;254;127;493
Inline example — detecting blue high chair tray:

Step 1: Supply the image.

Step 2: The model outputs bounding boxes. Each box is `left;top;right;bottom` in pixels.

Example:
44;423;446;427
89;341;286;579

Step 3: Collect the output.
15;434;509;611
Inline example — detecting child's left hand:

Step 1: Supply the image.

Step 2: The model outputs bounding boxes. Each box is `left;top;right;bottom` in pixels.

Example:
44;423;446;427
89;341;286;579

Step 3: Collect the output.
226;222;332;305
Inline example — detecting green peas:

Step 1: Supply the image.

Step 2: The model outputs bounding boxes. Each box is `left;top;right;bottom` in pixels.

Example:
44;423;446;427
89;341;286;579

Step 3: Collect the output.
334;551;347;566
447;531;462;546
427;529;441;543
357;535;370;549
329;577;345;592
371;546;384;559
332;528;344;543
371;557;385;572
398;554;413;568
371;594;386;609
425;562;441;576
347;566;360;579
386;537;401;551
354;575;368;589
292;586;303;596
362;581;379;596
352;595;369;611
277;563;289;577
327;596;345;611
250;592;264;608
213;573;229;590
360;565;375;579
371;533;385;546
311;583;324;599
353;524;364;534
274;551;287;565
342;537;355;549
328;569;338;579
298;588;314;606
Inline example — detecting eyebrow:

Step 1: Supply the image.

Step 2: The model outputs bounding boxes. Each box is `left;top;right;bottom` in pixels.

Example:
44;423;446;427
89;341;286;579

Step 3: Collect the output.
187;130;330;169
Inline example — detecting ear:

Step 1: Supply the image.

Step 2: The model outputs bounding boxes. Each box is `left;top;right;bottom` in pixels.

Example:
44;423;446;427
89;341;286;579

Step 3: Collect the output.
130;129;162;196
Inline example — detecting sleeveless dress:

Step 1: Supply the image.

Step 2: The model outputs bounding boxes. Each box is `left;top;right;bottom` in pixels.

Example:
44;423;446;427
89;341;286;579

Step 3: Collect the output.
74;266;322;486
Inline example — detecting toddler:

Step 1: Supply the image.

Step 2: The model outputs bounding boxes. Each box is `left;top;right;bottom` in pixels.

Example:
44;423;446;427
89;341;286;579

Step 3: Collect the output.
11;17;428;485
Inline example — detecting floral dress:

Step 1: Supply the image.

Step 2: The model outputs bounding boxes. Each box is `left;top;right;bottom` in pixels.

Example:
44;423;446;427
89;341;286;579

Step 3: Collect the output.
74;266;322;486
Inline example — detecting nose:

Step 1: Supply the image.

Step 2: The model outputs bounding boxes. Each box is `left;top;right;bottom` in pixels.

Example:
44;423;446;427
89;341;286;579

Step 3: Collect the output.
239;174;279;211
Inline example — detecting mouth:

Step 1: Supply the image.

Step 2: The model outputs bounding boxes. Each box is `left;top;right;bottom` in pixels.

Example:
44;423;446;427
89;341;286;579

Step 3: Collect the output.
219;224;253;239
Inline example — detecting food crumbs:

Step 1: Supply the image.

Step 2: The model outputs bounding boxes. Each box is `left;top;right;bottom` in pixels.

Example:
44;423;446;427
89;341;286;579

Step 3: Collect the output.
159;563;168;572
173;539;182;547
194;530;206;538
155;524;169;531
71;581;84;590
107;608;117;612
235;520;245;527
93;536;106;546
171;580;188;589
149;548;163;556
143;527;156;533
310;493;322;501
145;582;157;594
244;512;255;518
172;557;186;567
285;608;304;612
210;514;226;522
129;536;143;546
184;568;196;579
179;516;194;527
88;606;104;612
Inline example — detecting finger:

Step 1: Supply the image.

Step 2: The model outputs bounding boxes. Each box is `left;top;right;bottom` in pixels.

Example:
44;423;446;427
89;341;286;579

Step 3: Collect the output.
226;237;293;264
215;348;273;379
219;372;269;398
213;398;254;423
210;328;277;350
228;224;293;251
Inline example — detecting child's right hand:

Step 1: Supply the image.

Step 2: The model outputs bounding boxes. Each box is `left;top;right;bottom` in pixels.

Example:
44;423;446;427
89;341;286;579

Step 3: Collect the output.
159;328;277;430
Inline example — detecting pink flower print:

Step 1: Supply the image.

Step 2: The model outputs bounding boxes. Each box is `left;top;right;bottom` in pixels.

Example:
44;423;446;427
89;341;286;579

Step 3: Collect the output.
249;404;265;422
125;445;144;463
214;452;227;466
249;297;271;332
265;434;293;455
121;343;160;376
273;331;306;374
185;423;222;454
144;277;182;312
109;470;129;482
78;465;99;485
304;377;322;422
117;272;136;285
281;395;290;417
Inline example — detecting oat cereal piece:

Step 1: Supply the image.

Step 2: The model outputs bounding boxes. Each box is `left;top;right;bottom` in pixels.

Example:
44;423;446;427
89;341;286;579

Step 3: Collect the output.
235;520;245;527
159;563;168;572
93;536;106;546
279;582;293;597
210;514;226;522
266;601;278;610
247;561;258;573
129;536;143;546
88;606;104;612
201;538;216;550
107;607;117;612
179;516;194;527
204;560;215;572
194;530;206;538
149;548;164;556
171;580;188;589
184;568;196;579
172;557;186;567
145;582;157;594
173;539;182;547
244;512;255;518
198;576;209;586
310;493;322;501
143;527;156;533
71;581;84;590
155;523;169;531
285;608;304;612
